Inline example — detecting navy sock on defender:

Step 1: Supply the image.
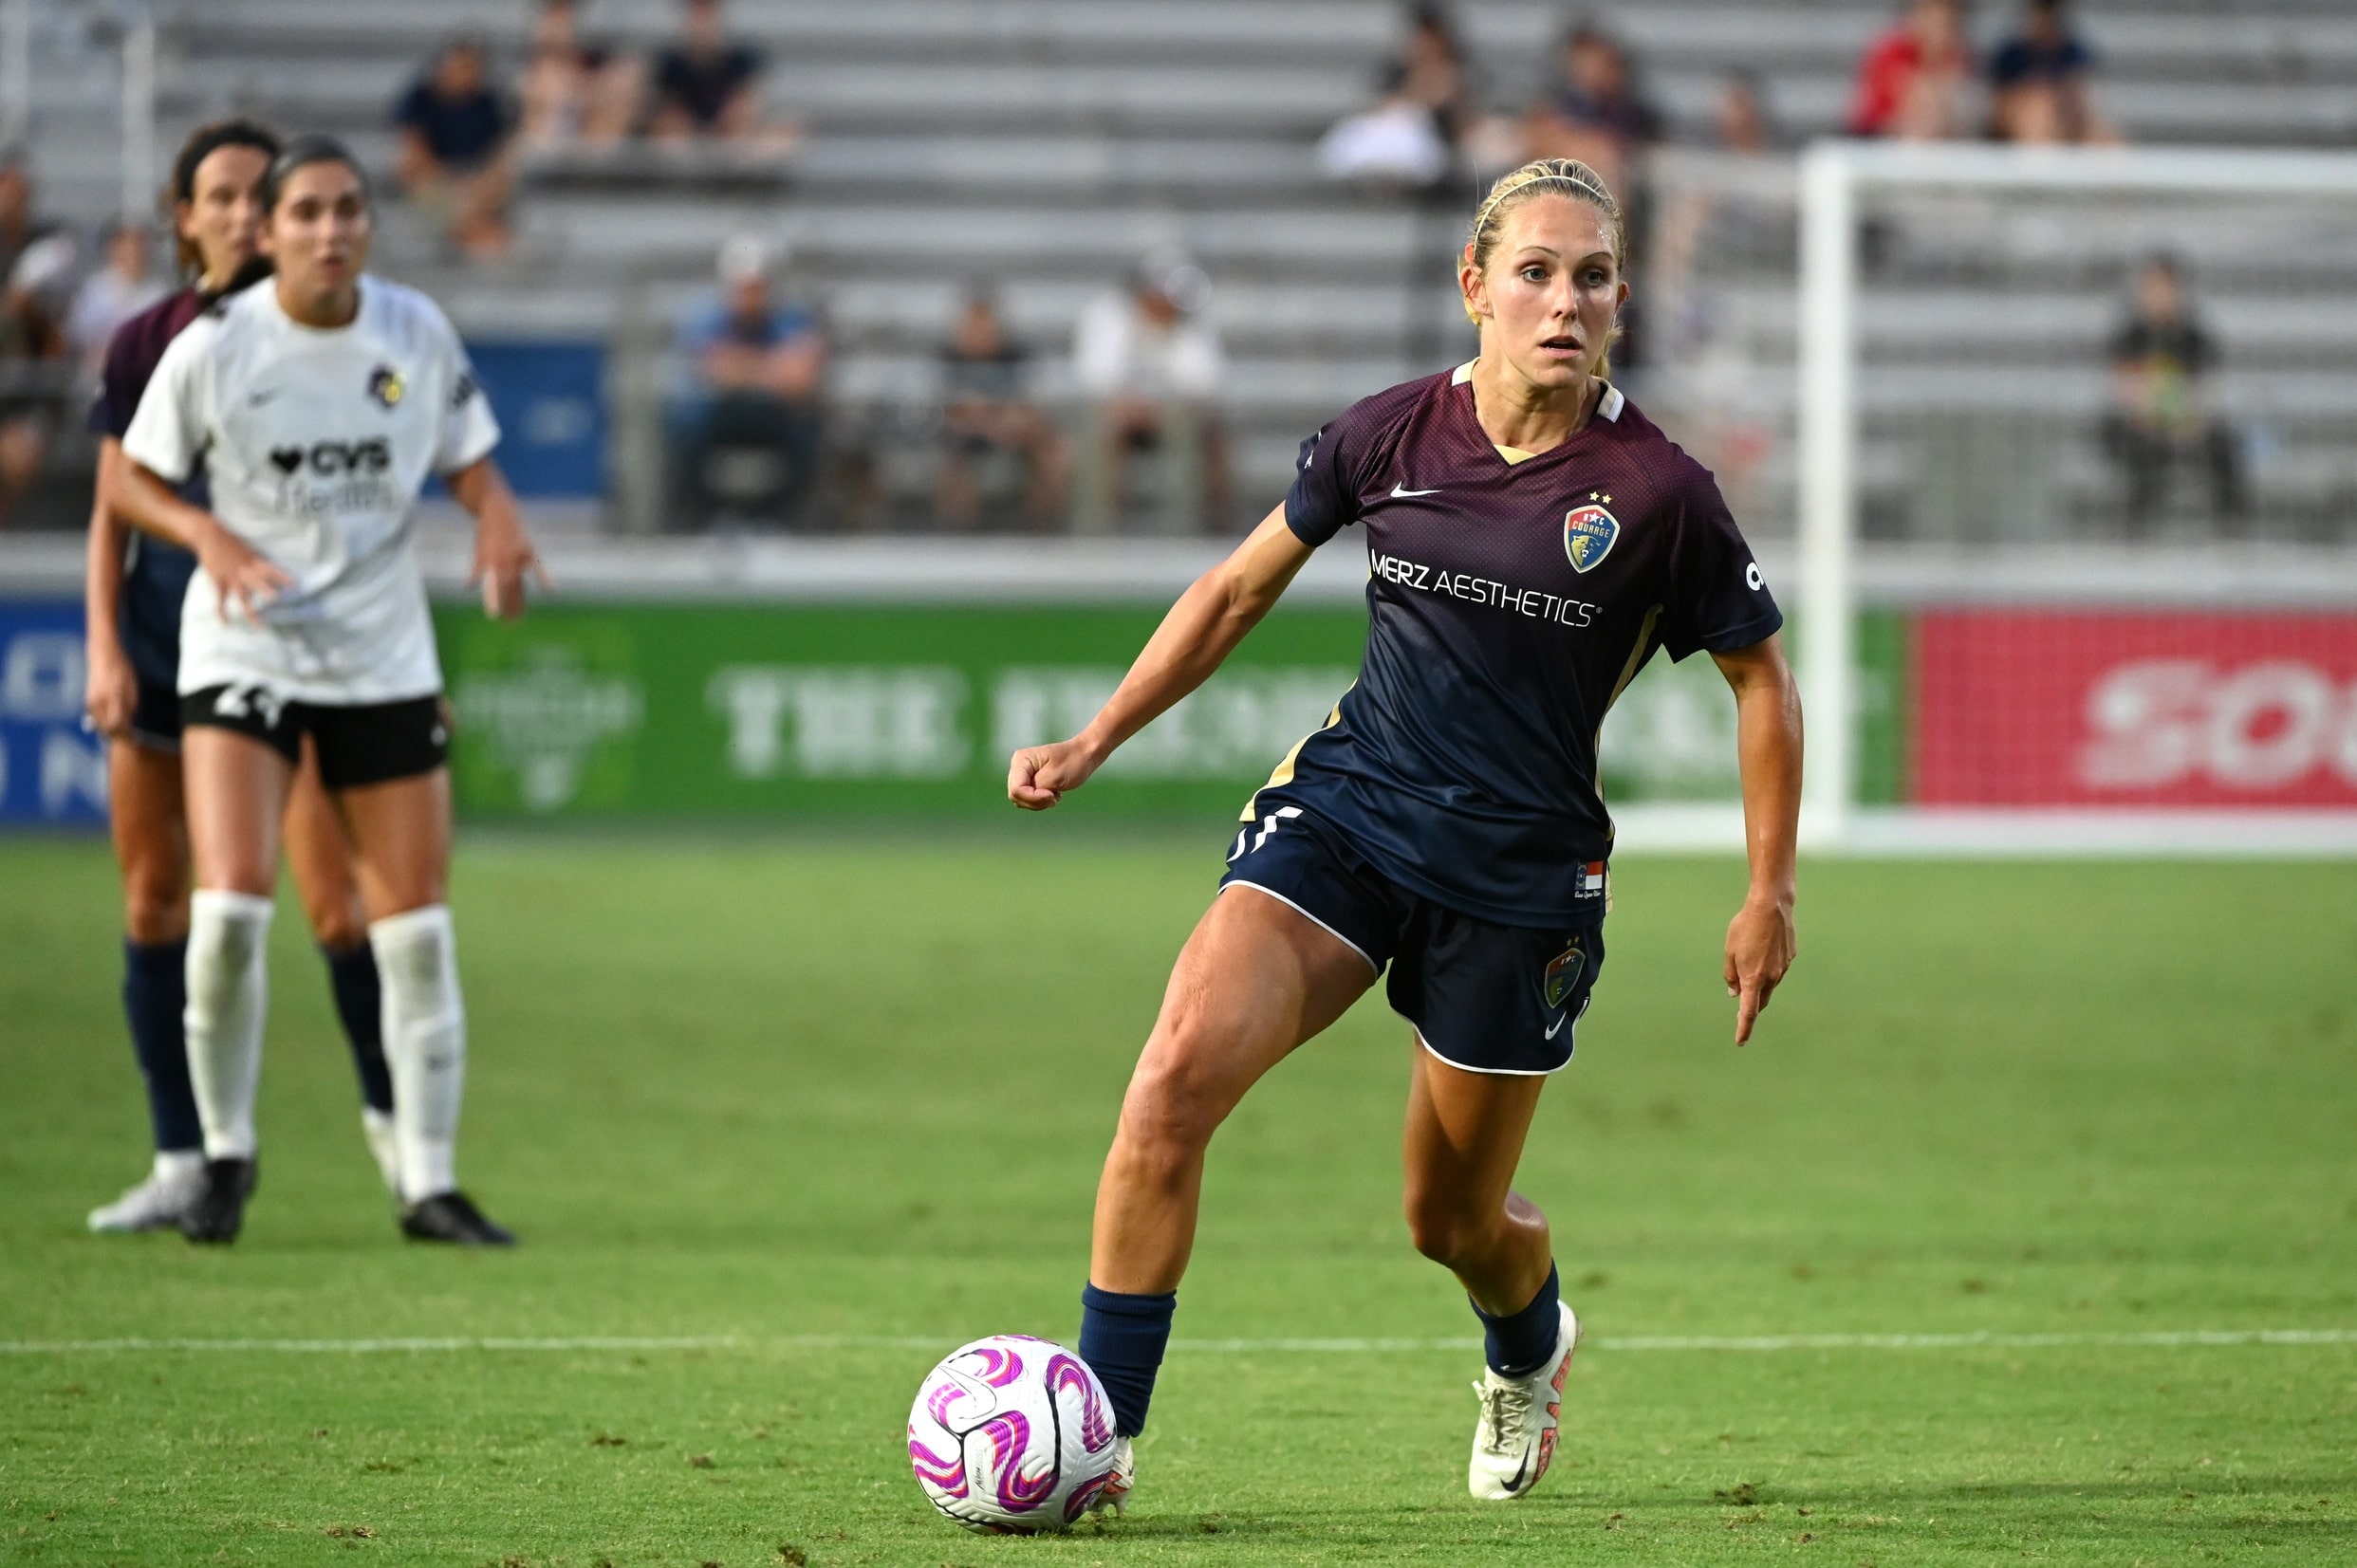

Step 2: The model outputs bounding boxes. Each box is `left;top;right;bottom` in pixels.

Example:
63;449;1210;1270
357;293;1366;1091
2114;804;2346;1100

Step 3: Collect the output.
323;942;394;1115
123;938;201;1153
1474;1263;1561;1377
1079;1283;1177;1438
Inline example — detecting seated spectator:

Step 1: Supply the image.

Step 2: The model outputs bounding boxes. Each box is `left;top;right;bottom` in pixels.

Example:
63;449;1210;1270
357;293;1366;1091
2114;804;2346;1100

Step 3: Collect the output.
1522;23;1661;196
668;235;826;527
1989;0;2117;144
0;156;70;524
65;222;167;379
1716;69;1778;155
2101;254;2242;535
1071;255;1229;534
936;287;1067;532
1847;0;1976;140
521;0;643;151
1318;62;1454;188
650;0;796;150
1398;4;1474;150
394;33;518;260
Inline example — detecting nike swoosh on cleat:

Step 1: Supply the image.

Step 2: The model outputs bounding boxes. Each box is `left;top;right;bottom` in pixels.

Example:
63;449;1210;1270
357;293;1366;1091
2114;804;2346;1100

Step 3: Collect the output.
1504;1448;1533;1492
1390;484;1441;498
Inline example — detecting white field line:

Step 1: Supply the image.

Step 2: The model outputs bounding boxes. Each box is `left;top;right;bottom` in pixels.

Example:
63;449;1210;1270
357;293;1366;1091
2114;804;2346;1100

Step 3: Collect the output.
1;1329;2350;1356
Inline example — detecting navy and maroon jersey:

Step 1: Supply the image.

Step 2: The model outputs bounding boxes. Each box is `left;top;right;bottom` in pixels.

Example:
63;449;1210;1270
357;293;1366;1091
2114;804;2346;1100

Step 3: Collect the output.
1249;362;1782;928
89;285;213;689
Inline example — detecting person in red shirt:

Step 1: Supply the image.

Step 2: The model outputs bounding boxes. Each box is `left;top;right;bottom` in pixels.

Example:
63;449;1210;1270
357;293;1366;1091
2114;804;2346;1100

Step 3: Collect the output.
1847;0;1976;139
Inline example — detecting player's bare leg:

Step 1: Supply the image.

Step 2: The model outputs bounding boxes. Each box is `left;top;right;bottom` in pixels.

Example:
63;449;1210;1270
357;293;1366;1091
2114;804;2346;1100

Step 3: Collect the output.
1404;1050;1578;1500
335;767;510;1245
1090;884;1376;1294
1079;885;1374;1505
1401;1053;1550;1315
283;742;399;1190
87;739;204;1232
177;727;296;1241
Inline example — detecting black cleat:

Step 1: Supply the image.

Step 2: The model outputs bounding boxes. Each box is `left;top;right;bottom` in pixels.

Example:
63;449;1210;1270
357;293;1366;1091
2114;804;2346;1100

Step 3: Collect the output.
177;1157;258;1245
399;1190;516;1246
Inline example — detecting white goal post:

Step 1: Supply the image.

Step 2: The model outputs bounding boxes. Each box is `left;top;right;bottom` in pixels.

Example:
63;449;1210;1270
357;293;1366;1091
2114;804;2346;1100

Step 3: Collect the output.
1795;140;2357;855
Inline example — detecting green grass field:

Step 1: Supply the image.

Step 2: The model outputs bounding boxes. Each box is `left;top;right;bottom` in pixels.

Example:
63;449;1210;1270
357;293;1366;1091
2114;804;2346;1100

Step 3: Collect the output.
2;834;2353;1566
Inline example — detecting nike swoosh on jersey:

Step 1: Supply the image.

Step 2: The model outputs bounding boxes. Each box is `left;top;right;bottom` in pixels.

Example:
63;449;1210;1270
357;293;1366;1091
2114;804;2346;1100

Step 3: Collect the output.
1544;1013;1568;1040
1390;484;1441;498
247;388;280;406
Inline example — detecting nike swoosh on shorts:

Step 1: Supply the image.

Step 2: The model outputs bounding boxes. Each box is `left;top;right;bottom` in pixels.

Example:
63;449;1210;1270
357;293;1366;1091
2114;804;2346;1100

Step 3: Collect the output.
1545;1013;1568;1040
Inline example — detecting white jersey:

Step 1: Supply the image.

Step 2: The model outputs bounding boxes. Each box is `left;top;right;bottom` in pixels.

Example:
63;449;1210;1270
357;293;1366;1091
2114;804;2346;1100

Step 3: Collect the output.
121;275;499;705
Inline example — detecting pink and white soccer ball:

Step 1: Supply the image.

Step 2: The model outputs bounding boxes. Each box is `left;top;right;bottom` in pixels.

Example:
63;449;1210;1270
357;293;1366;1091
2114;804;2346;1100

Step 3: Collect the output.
907;1334;1120;1533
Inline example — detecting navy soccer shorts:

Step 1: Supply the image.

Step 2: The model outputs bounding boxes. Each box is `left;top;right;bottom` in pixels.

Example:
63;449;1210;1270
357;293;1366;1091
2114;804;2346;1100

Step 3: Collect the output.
128;678;184;752
181;685;450;791
1217;805;1605;1076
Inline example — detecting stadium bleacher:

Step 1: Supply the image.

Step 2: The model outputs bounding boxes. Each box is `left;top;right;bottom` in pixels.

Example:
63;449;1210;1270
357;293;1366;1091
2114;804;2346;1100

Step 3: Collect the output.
8;0;2356;537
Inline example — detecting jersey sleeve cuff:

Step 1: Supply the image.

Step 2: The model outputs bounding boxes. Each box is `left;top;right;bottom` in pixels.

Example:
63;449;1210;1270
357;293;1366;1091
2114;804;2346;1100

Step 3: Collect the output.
1692;607;1786;656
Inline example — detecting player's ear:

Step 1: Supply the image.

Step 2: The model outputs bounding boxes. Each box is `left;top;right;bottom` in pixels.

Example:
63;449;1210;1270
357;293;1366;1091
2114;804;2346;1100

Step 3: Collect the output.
1458;245;1489;324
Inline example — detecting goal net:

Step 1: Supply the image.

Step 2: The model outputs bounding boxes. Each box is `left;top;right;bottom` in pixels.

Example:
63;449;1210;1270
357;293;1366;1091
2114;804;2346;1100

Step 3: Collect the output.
1614;142;2357;853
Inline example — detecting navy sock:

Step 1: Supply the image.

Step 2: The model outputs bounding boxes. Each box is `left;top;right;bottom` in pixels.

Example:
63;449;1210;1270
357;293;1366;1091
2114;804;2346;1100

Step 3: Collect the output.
1473;1263;1562;1378
1079;1283;1176;1438
123;938;201;1153
323;942;394;1115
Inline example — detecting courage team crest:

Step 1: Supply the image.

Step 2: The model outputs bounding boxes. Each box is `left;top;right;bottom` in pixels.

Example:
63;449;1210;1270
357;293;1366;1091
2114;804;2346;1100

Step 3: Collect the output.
366;364;406;409
1564;502;1620;573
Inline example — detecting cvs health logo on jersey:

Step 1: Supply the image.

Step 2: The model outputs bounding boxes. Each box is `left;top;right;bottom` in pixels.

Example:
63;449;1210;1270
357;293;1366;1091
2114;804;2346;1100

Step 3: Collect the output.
267;437;399;517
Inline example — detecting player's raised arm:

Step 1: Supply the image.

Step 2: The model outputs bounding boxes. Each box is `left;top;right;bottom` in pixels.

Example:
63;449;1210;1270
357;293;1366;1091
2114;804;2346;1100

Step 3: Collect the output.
1007;503;1313;809
1712;633;1802;1044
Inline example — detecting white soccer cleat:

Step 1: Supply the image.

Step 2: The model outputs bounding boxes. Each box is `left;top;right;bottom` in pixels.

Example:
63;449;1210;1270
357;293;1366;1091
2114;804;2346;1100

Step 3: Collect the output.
1087;1435;1135;1517
361;1108;400;1194
1467;1301;1580;1501
87;1153;206;1233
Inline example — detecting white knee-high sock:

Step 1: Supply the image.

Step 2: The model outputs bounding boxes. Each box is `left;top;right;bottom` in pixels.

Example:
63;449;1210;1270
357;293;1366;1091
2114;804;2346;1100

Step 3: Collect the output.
184;890;275;1161
370;904;466;1203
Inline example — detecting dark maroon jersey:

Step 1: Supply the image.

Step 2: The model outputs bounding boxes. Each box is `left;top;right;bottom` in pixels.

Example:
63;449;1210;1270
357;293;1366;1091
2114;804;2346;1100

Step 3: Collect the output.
1253;363;1781;927
88;286;210;689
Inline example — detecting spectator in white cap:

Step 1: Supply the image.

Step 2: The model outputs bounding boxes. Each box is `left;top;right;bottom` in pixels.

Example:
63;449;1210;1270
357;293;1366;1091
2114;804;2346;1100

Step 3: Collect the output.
1072;252;1229;534
667;233;827;526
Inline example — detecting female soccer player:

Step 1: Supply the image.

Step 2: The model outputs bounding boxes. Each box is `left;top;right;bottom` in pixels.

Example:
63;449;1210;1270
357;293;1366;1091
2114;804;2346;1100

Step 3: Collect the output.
83;120;401;1235
113;135;543;1246
1009;158;1802;1504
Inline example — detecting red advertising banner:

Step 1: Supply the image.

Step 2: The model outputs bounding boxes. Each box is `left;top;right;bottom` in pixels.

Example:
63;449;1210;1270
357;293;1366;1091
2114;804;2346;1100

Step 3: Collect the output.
1914;610;2357;806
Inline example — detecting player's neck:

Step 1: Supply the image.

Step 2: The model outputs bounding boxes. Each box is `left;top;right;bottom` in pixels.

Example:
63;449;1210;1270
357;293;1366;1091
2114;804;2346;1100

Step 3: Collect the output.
1466;355;1601;456
275;276;362;330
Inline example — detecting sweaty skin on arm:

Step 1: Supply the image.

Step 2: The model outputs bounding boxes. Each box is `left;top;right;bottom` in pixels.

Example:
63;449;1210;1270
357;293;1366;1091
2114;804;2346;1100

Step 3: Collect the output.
1009;503;1311;808
1711;633;1802;1044
82;438;139;739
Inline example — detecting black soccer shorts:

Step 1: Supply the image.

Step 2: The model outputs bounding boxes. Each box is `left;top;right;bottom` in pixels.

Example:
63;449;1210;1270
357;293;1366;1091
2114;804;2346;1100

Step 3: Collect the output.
1217;805;1605;1076
180;684;449;791
128;677;185;752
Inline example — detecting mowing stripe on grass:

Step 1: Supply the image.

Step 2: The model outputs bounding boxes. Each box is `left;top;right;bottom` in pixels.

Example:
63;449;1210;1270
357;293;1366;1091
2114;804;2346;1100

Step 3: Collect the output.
2;1329;2350;1356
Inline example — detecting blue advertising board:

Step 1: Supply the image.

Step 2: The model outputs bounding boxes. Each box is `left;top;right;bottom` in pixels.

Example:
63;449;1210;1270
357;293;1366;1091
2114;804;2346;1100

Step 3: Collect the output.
0;600;108;828
463;341;606;500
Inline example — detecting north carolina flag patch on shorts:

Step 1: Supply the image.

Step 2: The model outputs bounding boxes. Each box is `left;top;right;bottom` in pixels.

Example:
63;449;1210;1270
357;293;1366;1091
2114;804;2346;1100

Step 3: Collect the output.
1576;861;1605;897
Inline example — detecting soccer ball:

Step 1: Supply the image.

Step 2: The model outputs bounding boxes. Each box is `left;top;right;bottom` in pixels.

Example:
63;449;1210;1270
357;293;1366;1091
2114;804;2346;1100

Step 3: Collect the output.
907;1334;1120;1533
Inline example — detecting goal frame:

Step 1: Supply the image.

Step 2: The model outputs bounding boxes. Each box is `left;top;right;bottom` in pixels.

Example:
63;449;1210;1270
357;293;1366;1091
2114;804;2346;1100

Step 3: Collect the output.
1795;139;2357;855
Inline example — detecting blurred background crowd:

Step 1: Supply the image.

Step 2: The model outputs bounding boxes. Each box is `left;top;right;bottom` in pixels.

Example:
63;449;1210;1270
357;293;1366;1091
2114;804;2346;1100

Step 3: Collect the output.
0;0;2348;543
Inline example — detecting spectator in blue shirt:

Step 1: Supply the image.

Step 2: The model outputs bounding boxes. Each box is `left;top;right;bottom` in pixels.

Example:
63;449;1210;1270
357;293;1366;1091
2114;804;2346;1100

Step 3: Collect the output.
394;33;518;259
668;235;827;526
1989;0;2117;143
